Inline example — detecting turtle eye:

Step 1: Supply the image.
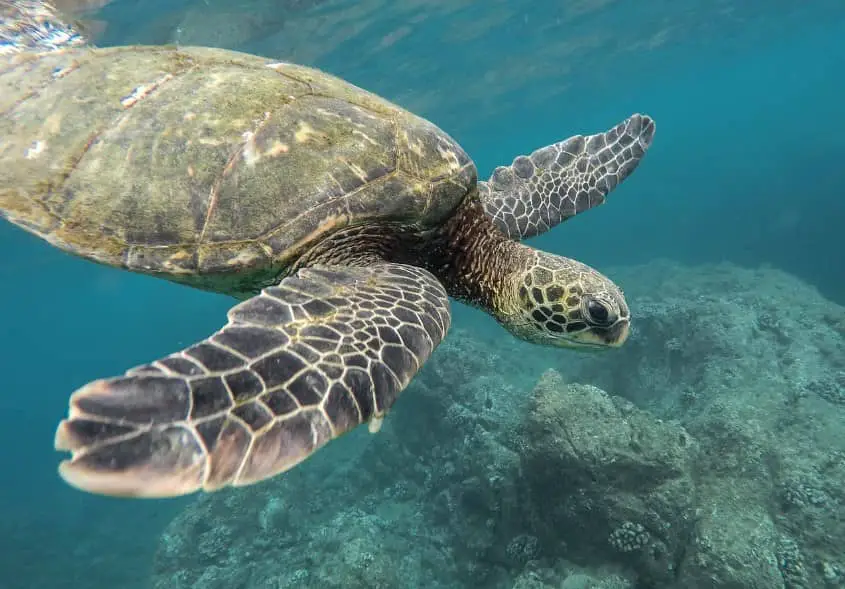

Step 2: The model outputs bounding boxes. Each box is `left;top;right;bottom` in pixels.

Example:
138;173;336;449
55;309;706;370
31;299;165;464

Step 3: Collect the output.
586;298;611;325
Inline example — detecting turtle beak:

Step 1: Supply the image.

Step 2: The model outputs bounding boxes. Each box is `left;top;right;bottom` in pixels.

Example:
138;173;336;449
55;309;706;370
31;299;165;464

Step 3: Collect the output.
567;319;629;350
602;320;630;347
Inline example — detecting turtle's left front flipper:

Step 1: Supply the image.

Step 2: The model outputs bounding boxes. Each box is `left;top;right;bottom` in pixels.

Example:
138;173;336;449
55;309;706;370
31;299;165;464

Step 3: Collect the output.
54;263;451;498
480;113;655;240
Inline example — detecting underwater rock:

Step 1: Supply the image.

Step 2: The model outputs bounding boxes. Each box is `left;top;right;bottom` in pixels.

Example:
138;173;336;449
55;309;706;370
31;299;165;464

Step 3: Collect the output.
511;562;633;589
564;261;845;588
519;370;697;586
678;492;784;589
153;463;457;589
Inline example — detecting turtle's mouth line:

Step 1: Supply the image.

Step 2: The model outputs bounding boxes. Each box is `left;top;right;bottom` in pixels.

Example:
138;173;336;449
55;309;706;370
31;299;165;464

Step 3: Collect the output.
552;336;609;351
563;319;630;350
605;320;630;347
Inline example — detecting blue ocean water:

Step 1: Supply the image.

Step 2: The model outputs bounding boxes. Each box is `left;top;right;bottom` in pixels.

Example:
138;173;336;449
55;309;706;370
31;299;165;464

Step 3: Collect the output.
0;1;843;588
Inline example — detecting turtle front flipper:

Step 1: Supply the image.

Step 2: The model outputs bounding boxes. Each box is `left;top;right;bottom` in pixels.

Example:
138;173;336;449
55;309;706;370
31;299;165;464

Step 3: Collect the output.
54;263;451;498
479;113;655;240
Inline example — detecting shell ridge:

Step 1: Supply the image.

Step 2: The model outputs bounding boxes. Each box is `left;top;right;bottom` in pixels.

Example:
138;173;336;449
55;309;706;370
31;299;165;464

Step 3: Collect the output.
198;110;273;245
257;171;399;246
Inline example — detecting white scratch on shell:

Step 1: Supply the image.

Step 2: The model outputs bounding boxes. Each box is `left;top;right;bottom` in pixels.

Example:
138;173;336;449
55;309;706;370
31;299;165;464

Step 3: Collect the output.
120;73;175;108
241;112;271;166
241;130;259;165
352;129;378;146
24;140;46;159
436;145;461;170
51;62;79;79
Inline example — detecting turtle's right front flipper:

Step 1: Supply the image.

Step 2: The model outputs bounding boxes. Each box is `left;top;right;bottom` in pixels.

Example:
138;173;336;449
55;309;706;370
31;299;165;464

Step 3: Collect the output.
54;263;451;498
480;113;655;240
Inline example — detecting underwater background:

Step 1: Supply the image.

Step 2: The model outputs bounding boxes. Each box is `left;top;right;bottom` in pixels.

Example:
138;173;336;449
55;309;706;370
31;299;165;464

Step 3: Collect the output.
1;1;844;588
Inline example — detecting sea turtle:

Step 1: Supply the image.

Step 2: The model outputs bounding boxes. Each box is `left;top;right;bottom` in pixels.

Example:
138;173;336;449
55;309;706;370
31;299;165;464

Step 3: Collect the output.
1;1;655;497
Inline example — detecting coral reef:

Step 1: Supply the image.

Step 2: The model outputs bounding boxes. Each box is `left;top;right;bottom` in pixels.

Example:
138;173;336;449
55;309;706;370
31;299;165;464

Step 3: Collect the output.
564;261;845;588
152;261;845;588
520;373;696;586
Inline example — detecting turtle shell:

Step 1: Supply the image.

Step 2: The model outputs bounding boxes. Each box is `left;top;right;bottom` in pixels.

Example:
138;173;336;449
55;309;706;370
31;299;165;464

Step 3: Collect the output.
0;45;475;294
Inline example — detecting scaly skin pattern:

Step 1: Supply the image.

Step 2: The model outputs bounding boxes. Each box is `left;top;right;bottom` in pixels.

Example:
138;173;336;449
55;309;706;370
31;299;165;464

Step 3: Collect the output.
497;249;630;348
55;263;451;497
479;113;655;240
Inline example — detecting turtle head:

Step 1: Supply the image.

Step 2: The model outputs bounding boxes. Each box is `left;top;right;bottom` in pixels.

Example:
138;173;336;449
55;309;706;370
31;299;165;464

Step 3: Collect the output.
497;250;630;350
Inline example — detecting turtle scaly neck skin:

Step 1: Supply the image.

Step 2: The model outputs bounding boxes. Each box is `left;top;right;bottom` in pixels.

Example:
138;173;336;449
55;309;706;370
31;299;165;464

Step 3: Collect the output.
417;191;527;314
296;190;631;350
293;190;526;319
420;194;631;349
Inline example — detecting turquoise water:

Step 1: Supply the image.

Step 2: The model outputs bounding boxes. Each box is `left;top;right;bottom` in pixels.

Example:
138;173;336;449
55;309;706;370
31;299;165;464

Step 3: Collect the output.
1;1;844;588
